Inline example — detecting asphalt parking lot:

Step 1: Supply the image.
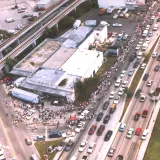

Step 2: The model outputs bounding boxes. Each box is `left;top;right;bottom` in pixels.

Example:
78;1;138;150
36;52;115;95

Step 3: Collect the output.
86;9;142;35
0;0;38;31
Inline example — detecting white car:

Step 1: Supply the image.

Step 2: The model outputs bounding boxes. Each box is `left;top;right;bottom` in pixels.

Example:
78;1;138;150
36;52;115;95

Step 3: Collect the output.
120;70;126;78
75;121;85;133
146;38;150;44
62;131;76;138
135;44;141;50
112;32;117;37
141;129;149;140
152;51;157;58
145;25;150;30
26;111;35;120
119;122;126;132
113;96;120;104
115;79;121;87
79;141;87;152
122;81;128;88
140;63;147;69
87;142;96;153
146;80;153;87
126;128;134;139
109;91;115;99
151;16;155;20
139;94;146;102
113;14;118;19
112;23;122;27
118;88;124;96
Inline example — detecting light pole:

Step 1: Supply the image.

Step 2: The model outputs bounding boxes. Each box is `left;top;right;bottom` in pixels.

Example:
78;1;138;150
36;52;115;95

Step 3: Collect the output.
15;0;18;8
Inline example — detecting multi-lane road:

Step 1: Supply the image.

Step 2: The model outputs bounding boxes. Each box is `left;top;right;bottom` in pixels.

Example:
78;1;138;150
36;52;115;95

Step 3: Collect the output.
109;38;160;160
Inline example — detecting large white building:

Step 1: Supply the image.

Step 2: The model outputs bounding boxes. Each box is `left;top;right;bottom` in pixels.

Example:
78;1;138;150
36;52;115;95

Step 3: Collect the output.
98;0;146;9
11;24;107;102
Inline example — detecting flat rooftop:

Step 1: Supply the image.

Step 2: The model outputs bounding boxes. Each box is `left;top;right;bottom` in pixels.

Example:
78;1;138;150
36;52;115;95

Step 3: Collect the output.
42;47;77;69
61;49;102;77
15;39;61;72
27;68;65;88
61;26;93;48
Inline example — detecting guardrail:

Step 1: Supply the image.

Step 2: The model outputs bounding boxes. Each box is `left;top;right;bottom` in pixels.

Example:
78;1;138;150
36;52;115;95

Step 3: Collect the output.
0;0;69;52
0;0;85;68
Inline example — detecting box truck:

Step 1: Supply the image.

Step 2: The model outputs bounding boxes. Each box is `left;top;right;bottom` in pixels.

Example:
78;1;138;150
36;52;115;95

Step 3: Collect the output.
11;88;41;104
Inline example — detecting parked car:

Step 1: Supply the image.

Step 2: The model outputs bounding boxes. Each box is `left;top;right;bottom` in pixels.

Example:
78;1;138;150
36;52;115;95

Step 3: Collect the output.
113;23;122;27
116;155;123;160
128;69;134;76
146;80;153;87
119;122;126;132
126;128;134;139
108;148;115;157
152;51;157;58
135;128;142;136
113;96;120;104
103;114;111;124
79;141;87;152
65;140;74;151
87;142;96;154
25;138;32;145
142;109;148;118
102;101;109;110
81;155;88;160
96;125;105;136
135;89;142;98
154;65;160;72
96;112;104;121
75;121;85;133
33;135;46;141
88;125;97;135
139;94;146;102
141;129;149;140
109;91;115;99
104;130;113;141
62;131;75;138
134;112;140;121
118;88;124;96
143;73;149;81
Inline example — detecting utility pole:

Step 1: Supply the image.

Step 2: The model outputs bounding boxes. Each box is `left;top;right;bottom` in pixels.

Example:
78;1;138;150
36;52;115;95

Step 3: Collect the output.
15;0;18;8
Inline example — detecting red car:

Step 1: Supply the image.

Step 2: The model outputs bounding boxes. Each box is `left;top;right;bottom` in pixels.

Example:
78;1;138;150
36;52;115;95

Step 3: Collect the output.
135;128;142;136
88;125;97;135
107;32;112;38
155;13;159;17
134;112;140;121
142;109;148;118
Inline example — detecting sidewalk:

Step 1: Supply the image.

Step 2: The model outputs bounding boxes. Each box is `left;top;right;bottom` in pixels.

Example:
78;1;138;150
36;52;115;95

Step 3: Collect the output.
136;101;160;160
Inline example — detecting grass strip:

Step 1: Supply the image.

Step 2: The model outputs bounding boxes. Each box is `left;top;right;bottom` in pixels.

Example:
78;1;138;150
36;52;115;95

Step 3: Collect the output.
34;139;62;160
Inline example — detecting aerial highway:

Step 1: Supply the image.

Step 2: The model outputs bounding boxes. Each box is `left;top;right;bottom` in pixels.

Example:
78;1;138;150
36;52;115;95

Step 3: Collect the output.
109;38;160;160
0;0;85;69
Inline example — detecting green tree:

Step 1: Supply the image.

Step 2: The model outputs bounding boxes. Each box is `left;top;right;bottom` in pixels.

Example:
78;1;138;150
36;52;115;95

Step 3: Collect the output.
43;26;58;38
59;16;75;30
124;87;133;98
5;57;18;72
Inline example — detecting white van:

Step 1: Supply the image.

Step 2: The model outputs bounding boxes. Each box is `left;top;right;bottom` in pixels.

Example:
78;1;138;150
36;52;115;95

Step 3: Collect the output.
137;52;143;59
142;43;148;51
142;30;148;37
153;24;158;31
5;18;15;23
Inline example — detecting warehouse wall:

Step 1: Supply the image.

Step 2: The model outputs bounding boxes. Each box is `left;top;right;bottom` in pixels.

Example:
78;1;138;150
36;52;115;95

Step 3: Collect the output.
98;0;126;8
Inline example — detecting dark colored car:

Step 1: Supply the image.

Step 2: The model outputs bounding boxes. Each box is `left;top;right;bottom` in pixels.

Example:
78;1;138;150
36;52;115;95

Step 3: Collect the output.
116;155;124;160
102;101;109;110
103;114;111;124
132;53;137;57
149;20;154;25
143;73;149;81
104;130;113;141
96;125;105;136
157;18;160;22
133;61;140;68
157;55;160;61
88;125;97;135
64;141;74;151
134;112;140;121
96;112;104;121
129;55;135;62
154;65;160;72
135;89;142;98
142;109;148;118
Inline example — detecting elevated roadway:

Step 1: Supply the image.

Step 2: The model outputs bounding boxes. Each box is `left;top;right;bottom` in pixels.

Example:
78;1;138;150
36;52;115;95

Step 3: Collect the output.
0;0;85;70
